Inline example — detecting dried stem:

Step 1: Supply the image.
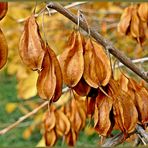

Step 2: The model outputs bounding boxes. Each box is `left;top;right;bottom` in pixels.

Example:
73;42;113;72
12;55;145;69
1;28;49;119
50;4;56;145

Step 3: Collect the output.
47;2;148;82
136;125;148;144
0;101;48;135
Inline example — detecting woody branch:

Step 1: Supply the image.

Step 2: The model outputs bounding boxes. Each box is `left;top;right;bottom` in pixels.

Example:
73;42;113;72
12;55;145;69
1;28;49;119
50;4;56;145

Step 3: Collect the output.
47;2;148;82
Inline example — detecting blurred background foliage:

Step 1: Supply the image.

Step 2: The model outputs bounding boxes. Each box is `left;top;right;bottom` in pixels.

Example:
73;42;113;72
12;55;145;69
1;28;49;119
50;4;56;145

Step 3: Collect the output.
0;1;147;147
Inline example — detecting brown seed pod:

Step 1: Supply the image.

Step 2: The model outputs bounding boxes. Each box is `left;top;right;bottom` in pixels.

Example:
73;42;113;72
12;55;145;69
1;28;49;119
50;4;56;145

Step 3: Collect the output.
138;3;148;22
108;79;138;134
94;91;113;136
19;15;45;71
37;50;56;100
70;98;83;133
130;6;140;41
0;28;8;69
86;96;96;117
128;79;148;125
45;129;57;146
117;6;133;35
84;39;110;88
0;2;8;20
73;77;91;96
47;45;63;102
43;107;56;132
37;44;63;101
55;110;70;136
59;31;84;87
91;40;111;86
65;129;77;146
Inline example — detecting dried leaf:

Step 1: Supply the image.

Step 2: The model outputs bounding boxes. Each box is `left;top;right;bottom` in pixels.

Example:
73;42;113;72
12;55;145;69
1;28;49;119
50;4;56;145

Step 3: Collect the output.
45;130;57;146
5;103;17;113
138;3;148;22
117;6;133;35
0;2;8;20
94;92;113;136
59;31;84;87
23;127;32;140
19;15;45;70
55;110;70;136
83;39;107;88
0;28;8;69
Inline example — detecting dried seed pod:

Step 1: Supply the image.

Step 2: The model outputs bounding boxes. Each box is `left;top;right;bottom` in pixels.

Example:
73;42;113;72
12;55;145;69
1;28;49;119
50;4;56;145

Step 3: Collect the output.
70;99;83;133
128;79;148;125
138;3;148;22
83;39;107;88
117;6;133;35
140;21;148;40
76;100;87;129
113;92;138;134
55;110;70;136
45;129;57;146
94;92;113;136
130;7;140;40
47;45;63;102
65;129;77;146
19;15;45;70
119;74;129;92
73;77;91;96
37;50;56;100
0;28;8;69
0;2;8;20
92;40;111;86
59;31;84;87
37;44;63;101
86;96;96;117
43;107;56;132
109;79;138;134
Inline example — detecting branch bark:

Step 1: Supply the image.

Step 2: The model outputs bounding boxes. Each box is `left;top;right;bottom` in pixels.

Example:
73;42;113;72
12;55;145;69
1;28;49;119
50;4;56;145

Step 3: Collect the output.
47;2;148;82
102;125;148;147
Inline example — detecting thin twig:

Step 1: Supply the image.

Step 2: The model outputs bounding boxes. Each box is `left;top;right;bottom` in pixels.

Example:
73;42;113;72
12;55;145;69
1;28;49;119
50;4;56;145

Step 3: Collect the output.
117;57;148;68
0;101;48;135
16;1;87;23
47;2;148;82
0;87;69;135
